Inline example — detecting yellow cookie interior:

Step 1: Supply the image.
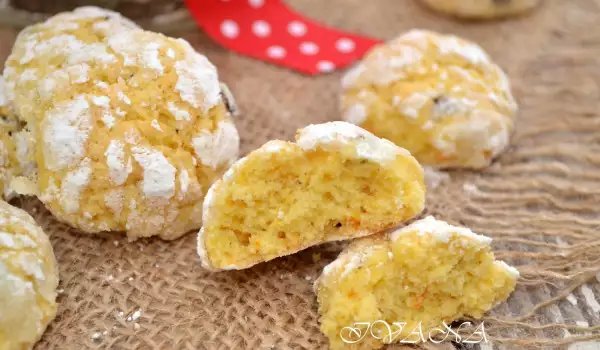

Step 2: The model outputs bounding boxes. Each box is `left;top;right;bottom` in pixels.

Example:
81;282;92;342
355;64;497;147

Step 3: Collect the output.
316;225;517;350
202;143;425;269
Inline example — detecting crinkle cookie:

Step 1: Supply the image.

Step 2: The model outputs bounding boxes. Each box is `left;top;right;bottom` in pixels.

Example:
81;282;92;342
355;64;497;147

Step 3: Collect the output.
0;76;36;201
0;200;59;350
0;78;21;200
4;6;139;122
198;122;425;270
315;216;518;350
4;9;240;240
420;0;541;19
342;29;517;169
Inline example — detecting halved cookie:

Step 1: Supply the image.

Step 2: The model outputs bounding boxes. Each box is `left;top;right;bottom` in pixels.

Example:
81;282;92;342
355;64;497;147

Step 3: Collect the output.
315;216;519;350
198;121;425;270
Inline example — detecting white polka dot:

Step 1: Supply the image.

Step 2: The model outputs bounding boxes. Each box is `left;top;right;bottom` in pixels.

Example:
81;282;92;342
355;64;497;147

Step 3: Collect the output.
317;61;335;72
248;0;264;8
220;20;239;39
336;38;356;53
252;20;271;38
287;21;307;37
299;42;319;56
267;46;286;59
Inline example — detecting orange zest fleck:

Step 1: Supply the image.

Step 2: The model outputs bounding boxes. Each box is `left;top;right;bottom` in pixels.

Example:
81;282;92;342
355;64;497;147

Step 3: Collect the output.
412;289;427;309
348;218;361;229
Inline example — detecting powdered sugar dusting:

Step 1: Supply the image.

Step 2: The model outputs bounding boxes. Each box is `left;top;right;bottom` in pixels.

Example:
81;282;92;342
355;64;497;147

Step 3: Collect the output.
117;91;131;105
339;247;377;280
432;96;477;119
141;42;163;74
59;158;92;213
433;109;510;165
40;177;59;204
398;29;429;49
108;31;164;74
296;121;411;165
436;35;490;66
104;189;124;215
179;169;190;195
388;45;424;69
91;95;115;128
68;43;116;67
131;146;176;198
167;102;191;121
495;261;520;278
318;243;383;287
0;231;36;249
341;64;366;88
391;215;492;245
150;119;162;132
91;95;110;108
105;140;132;186
397;92;431;119
192;121;240;169
56;6;139;30
20;35;80;65
42;96;93;171
344;104;367;125
260;140;287;153
197;226;211;269
0;236;45;293
173;42;221;111
38;64;90;100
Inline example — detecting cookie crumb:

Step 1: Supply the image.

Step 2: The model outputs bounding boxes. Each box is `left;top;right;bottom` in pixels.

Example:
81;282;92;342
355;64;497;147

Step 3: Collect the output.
463;183;479;194
126;309;142;322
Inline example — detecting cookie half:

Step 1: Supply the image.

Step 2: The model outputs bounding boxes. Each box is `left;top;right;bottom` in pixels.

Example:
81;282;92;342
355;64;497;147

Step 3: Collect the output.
198;121;425;270
315;216;518;350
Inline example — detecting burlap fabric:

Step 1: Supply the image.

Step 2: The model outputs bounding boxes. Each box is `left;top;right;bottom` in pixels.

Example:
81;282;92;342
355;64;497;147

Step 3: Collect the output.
0;0;598;348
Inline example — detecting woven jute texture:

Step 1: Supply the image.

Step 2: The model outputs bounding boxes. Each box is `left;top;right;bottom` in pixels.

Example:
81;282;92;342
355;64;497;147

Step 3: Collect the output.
0;0;599;349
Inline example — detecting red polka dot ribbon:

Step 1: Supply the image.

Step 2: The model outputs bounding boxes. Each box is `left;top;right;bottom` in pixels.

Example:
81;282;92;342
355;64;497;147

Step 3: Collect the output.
184;0;382;75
